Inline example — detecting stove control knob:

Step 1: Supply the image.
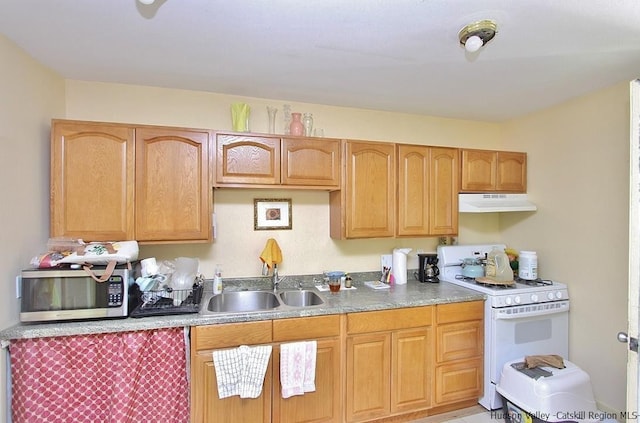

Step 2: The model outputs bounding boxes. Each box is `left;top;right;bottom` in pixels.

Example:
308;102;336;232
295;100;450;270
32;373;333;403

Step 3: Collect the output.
556;291;563;299
547;292;555;300
505;297;512;305
531;294;539;302
514;296;521;304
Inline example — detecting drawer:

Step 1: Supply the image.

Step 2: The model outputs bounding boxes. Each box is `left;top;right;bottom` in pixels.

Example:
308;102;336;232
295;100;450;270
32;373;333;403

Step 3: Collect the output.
273;314;341;341
192;321;273;350
347;306;433;334
436;300;484;324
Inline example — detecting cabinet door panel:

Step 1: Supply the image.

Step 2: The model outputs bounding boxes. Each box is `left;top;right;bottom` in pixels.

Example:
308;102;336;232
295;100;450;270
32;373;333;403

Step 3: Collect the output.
346;333;391;422
51;121;134;241
216;134;280;184
345;141;395;238
191;351;272;423
135;127;210;241
436;321;483;362
273;338;341;423
282;138;340;187
460;149;496;191
496;151;526;192
392;328;432;413
397;144;430;236
429;147;458;235
435;358;482;404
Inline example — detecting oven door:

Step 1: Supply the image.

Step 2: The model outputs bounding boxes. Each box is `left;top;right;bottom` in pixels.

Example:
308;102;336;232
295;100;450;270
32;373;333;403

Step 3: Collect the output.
490;300;570;384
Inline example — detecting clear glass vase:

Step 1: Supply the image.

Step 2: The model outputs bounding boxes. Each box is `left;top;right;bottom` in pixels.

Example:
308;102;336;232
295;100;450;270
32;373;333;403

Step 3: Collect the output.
267;106;277;134
302;113;314;137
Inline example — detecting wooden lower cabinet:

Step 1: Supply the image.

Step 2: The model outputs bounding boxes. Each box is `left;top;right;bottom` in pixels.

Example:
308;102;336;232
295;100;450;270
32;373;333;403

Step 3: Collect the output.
272;315;342;423
190;303;483;422
345;307;433;422
191;315;341;423
191;321;273;423
434;301;484;407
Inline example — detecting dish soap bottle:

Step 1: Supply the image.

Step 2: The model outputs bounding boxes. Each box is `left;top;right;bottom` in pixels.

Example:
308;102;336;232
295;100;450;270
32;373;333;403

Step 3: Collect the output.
485;247;513;282
213;264;223;294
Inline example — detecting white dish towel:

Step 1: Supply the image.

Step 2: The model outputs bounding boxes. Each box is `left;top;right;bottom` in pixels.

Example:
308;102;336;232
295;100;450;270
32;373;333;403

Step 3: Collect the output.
280;340;317;398
212;344;272;399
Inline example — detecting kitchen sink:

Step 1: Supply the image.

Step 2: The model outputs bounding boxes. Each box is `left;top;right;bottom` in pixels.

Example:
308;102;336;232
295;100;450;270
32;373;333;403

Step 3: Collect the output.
205;291;280;313
200;287;325;315
279;290;324;307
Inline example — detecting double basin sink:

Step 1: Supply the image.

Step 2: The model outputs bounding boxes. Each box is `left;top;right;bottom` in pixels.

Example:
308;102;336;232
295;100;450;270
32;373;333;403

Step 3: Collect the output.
201;289;324;315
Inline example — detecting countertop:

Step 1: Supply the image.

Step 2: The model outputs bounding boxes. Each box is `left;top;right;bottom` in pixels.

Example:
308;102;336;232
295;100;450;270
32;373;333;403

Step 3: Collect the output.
0;274;485;344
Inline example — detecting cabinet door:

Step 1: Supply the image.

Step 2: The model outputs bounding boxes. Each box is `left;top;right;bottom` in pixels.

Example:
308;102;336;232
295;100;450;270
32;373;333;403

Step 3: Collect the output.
392;327;432;413
434;301;484;406
346;333;391;422
282;138;341;187
216;133;280;185
434;357;483;404
429;147;459;235
191;350;272;423
460;149;496;192
397;144;430;236
496;151;527;192
272;338;341;423
51;120;135;241
135;127;211;242
343;141;395;239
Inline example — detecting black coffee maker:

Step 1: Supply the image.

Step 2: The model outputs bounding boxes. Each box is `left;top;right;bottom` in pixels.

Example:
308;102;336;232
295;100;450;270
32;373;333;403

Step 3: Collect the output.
417;253;440;283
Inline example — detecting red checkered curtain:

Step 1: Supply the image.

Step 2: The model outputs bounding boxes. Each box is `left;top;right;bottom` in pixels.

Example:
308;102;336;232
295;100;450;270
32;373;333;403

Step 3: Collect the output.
10;327;189;423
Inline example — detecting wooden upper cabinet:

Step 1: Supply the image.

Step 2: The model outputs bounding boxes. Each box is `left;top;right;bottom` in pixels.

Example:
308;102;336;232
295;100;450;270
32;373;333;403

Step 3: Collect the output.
134;127;211;242
397;144;429;237
216;133;280;185
51;120;135;241
331;140;395;239
496;151;527;192
460;149;526;193
397;145;458;237
429;147;459;235
215;132;340;189
281;137;340;187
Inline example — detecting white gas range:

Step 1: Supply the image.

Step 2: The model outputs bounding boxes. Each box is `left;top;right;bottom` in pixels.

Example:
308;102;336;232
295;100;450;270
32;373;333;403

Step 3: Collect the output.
437;244;570;410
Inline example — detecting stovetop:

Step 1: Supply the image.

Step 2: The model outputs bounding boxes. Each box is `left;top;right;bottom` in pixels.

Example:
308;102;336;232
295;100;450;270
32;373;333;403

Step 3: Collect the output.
437;243;569;307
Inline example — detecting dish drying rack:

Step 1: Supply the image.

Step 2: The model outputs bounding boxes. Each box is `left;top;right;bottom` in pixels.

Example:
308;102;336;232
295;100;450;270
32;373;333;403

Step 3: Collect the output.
130;276;204;318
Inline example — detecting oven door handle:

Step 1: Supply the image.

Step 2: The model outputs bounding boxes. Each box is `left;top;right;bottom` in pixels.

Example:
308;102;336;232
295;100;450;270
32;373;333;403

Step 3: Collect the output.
493;302;570;320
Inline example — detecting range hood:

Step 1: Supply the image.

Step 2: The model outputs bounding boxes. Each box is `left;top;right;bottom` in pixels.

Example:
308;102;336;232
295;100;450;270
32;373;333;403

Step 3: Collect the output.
458;193;537;213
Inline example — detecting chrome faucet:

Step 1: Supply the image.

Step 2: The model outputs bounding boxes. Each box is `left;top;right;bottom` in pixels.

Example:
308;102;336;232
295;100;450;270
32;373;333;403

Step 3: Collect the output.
272;265;285;291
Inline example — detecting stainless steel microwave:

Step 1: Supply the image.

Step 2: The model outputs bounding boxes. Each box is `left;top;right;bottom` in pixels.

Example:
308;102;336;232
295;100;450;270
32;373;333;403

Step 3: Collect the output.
20;267;131;322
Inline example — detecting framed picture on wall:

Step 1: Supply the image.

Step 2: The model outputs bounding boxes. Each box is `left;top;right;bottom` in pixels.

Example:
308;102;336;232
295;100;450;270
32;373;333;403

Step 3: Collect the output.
254;198;292;230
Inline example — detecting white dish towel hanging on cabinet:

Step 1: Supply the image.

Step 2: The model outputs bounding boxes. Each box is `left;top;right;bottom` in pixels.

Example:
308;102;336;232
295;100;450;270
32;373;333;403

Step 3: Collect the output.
212;345;272;399
280;340;317;398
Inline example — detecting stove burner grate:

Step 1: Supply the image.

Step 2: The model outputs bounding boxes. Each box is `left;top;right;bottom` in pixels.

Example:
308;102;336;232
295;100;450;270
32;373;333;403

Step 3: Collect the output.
514;277;553;286
455;275;516;289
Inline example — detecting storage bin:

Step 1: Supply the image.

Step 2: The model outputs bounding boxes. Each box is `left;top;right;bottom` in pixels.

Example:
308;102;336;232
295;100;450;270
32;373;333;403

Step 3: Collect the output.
496;358;616;423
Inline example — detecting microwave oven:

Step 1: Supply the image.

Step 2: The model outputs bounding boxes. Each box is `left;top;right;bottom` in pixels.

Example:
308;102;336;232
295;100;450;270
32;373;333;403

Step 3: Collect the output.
20;267;131;323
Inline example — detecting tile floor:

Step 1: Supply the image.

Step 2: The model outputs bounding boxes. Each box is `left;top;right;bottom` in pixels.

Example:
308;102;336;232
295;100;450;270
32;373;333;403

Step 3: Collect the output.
409;405;502;423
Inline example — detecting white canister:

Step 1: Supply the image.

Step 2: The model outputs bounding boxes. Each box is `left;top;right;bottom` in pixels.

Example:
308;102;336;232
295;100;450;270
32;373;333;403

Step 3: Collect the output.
519;251;538;280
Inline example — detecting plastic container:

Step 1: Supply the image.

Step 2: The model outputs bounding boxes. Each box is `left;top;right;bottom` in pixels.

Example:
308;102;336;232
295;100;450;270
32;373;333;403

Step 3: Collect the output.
213;264;223;294
496;358;613;423
485;247;513;282
519;251;538;280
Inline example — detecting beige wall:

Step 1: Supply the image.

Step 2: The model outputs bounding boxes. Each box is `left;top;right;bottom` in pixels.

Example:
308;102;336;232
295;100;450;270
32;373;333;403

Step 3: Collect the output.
64;80;504;277
0;35;65;422
0;33;631;417
502;82;630;412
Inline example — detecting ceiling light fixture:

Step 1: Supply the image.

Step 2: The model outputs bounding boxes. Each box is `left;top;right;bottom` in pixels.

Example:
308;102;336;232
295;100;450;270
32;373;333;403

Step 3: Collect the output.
138;0;155;5
458;19;497;53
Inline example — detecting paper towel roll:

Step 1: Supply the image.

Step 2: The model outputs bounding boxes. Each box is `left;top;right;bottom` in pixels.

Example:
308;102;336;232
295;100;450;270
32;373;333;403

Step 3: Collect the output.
392;248;412;285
